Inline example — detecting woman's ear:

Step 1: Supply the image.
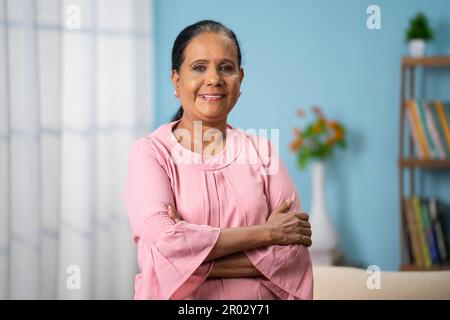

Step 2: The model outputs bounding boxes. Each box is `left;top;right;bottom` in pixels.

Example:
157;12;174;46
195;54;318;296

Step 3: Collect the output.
171;69;180;92
239;67;244;82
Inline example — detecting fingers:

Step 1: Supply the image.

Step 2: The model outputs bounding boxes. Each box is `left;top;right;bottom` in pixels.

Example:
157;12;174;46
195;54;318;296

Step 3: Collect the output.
293;212;309;222
296;215;312;247
292;212;311;229
299;227;312;237
284;231;312;247
299;219;311;229
273;199;293;214
282;219;312;247
301;236;312;247
167;205;175;219
297;212;309;221
167;204;182;223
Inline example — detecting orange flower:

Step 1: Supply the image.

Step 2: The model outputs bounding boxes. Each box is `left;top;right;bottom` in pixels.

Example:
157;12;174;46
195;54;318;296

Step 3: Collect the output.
290;138;303;151
327;120;344;141
312;119;325;134
325;137;335;146
328;120;338;127
332;122;342;130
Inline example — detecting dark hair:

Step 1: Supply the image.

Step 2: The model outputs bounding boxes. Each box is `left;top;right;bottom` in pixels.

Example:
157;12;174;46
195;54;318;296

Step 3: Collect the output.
170;20;242;122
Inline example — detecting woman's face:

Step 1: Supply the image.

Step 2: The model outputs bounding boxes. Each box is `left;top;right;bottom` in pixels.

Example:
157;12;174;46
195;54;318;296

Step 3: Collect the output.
172;32;244;124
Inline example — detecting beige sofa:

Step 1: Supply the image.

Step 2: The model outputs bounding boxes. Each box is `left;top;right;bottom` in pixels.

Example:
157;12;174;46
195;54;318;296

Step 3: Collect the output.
313;266;450;299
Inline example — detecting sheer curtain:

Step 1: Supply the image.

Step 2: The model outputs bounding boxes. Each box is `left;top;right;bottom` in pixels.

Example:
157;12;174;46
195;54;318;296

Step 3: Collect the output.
0;0;153;299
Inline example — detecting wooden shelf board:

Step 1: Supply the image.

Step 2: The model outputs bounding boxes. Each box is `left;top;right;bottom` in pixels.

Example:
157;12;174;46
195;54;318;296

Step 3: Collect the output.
399;158;450;169
401;264;450;271
402;56;450;67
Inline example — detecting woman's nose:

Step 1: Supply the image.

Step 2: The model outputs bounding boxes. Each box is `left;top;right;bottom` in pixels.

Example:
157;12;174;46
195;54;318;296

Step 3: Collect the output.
205;68;222;86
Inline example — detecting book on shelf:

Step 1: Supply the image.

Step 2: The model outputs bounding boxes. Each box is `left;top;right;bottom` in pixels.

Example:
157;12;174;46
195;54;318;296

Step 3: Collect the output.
406;99;450;160
403;196;450;267
429;198;448;263
417;101;438;159
420;199;439;264
403;197;425;266
407;100;430;159
435;101;450;154
406;101;425;159
424;101;445;159
427;101;450;158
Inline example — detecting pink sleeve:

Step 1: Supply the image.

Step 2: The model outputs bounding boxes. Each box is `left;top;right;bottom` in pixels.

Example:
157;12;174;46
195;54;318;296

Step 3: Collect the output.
244;140;313;300
121;138;220;299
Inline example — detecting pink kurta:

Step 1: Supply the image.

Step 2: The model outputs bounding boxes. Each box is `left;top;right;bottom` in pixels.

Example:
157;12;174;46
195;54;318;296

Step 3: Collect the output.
121;120;313;300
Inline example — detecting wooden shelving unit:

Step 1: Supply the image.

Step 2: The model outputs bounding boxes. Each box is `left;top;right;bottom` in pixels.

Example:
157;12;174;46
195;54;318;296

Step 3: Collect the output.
399;158;450;169
399;56;450;272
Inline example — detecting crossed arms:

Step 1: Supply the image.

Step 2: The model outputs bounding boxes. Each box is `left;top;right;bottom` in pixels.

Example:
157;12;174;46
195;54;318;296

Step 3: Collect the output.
167;202;312;279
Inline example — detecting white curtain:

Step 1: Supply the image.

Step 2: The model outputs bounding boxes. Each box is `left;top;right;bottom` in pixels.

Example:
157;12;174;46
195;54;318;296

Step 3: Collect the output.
0;0;154;299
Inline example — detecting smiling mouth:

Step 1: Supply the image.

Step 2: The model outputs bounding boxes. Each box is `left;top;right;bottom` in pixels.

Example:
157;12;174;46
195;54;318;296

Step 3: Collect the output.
198;94;226;102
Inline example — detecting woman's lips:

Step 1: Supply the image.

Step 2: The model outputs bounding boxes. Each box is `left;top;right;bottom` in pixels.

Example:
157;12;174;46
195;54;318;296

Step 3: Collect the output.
198;94;225;102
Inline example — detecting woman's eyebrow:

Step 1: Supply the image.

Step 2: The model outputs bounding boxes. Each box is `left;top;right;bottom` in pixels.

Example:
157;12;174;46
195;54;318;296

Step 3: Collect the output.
189;58;236;66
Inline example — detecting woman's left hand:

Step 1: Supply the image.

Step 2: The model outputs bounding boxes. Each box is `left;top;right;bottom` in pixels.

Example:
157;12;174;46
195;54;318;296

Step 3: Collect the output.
168;204;311;248
167;204;183;223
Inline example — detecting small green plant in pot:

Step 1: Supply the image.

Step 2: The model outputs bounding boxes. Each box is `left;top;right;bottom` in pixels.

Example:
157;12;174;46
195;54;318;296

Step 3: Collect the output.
405;12;435;57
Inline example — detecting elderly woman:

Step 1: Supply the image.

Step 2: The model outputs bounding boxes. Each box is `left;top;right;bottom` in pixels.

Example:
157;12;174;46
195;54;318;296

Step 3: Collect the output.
121;20;313;300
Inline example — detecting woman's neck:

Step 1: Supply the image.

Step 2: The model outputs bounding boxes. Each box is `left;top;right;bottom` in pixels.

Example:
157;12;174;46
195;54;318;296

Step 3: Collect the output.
174;116;228;156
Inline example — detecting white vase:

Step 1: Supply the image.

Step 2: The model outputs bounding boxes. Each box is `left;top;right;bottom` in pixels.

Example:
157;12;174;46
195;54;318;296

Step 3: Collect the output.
309;161;338;266
409;39;426;57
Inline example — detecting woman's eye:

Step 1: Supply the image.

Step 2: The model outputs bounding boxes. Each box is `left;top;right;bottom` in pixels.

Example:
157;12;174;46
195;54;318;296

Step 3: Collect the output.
193;65;206;72
220;65;234;72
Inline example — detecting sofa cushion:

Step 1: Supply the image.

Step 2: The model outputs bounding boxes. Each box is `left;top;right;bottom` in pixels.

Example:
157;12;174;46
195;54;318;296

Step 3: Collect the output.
313;266;450;299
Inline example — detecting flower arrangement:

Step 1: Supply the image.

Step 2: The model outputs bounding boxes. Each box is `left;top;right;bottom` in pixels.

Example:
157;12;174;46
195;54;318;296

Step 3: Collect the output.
290;105;347;169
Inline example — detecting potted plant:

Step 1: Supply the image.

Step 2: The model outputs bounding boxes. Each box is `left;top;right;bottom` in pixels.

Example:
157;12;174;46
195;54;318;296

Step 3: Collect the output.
405;12;435;57
290;105;347;265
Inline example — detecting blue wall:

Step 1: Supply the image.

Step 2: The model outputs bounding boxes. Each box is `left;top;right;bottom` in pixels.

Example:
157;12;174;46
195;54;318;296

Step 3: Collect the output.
153;0;450;270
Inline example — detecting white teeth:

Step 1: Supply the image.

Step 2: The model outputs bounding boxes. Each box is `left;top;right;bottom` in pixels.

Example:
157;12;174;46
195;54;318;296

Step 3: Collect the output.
200;95;224;101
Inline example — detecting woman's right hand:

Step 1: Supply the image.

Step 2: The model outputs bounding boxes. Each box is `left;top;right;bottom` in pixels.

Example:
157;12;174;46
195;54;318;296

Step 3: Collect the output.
265;199;312;247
